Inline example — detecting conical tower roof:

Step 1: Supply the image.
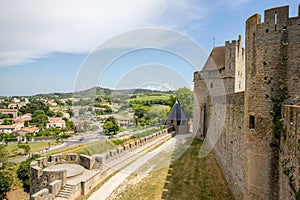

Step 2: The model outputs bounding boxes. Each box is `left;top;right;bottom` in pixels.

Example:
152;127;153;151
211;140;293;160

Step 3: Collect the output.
167;100;188;121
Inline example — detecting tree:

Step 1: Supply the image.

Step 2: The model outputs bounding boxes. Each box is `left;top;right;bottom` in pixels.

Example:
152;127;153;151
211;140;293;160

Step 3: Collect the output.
66;109;74;117
2;119;13;125
149;105;168;125
0;171;13;199
168;95;177;109
66;99;72;106
0;112;10;119
46;110;55;117
31;110;49;127
175;88;194;120
132;105;150;126
0;144;8;163
18;144;30;155
24;121;29;127
103;116;119;135
19;100;49;114
56;112;63;117
17;154;40;192
63;118;76;131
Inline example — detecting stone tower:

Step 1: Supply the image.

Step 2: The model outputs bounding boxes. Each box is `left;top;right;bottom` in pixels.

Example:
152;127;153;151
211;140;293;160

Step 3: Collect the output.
193;36;245;138
244;5;300;199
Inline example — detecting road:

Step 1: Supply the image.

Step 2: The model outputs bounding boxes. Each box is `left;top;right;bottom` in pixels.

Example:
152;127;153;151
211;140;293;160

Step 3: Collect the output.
7;127;156;163
8;131;106;163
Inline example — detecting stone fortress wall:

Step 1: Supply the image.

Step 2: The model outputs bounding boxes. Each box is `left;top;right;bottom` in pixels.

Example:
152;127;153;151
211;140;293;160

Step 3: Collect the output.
194;4;300;200
30;129;170;200
279;105;300;199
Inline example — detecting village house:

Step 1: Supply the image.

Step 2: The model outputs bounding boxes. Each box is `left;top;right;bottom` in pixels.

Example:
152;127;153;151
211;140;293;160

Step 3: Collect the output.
13;113;32;123
116;117;132;127
0;108;18;118
16;126;39;136
0;123;23;134
46;117;66;129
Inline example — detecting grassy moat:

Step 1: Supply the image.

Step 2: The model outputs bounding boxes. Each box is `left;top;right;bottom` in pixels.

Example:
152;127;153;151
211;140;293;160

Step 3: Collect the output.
108;138;234;200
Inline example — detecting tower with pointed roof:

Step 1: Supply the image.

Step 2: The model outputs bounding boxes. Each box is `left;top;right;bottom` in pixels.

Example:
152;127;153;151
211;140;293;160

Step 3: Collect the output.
166;100;189;134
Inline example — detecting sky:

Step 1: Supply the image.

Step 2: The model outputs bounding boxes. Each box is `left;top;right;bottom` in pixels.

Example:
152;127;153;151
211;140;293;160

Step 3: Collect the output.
0;0;298;96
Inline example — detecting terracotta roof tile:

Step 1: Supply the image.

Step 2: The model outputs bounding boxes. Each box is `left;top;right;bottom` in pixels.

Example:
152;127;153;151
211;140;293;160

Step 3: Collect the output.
202;46;225;71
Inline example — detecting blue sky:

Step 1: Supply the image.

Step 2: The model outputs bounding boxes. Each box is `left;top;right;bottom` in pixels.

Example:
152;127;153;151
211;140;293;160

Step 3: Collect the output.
0;0;298;96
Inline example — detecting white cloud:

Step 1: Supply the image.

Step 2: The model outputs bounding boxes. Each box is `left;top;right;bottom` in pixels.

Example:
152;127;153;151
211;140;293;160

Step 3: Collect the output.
143;83;176;91
0;0;209;67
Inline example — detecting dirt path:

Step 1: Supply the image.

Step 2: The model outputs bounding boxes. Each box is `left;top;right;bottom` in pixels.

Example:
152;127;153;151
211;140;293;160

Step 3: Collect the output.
88;136;177;200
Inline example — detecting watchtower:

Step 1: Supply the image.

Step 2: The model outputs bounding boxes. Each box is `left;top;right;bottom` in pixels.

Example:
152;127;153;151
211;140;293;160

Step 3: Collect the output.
193;36;245;138
244;5;300;199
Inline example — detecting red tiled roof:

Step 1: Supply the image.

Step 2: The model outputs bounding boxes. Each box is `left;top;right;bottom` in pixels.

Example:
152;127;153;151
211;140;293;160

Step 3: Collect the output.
19;126;39;133
47;117;65;124
202;46;225;71
0;108;18;112
0;124;20;129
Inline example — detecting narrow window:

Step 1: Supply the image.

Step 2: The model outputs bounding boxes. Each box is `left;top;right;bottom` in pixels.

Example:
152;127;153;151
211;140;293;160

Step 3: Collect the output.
249;115;255;129
274;11;278;31
290;111;293;123
210;83;213;88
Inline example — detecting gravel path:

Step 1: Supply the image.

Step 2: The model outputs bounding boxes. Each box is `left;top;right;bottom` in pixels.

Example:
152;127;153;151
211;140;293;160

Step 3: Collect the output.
88;137;177;200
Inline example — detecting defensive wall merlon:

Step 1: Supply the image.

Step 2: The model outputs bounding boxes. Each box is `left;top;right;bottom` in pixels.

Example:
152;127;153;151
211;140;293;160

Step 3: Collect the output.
247;5;300;30
194;4;300;200
30;129;169;200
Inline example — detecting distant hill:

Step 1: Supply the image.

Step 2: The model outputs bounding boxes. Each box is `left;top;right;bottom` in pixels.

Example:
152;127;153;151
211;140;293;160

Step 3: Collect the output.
21;87;174;100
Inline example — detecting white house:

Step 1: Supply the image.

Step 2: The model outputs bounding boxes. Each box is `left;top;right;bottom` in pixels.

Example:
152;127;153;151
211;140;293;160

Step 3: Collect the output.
46;117;66;129
0;123;23;134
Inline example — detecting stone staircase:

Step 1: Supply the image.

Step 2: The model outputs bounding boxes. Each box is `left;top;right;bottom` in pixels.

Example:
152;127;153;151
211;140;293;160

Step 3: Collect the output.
55;184;75;200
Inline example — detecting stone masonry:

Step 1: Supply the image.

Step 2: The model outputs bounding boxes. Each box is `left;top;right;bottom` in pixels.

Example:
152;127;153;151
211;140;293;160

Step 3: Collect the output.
30;129;170;200
194;4;300;200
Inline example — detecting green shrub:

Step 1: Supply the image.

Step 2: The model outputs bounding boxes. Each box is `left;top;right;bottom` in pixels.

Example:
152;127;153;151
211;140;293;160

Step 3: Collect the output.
17;154;40;192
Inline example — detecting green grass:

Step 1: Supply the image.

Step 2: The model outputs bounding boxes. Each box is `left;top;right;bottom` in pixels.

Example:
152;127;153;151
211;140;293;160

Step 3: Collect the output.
46;140;115;157
130;128;161;139
128;95;170;105
164;139;234;200
109;138;235;200
6;141;62;157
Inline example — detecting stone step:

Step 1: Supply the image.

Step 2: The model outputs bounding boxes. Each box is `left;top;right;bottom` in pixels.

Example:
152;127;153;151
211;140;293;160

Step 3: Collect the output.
62;187;73;192
55;184;75;200
55;197;68;200
59;191;72;195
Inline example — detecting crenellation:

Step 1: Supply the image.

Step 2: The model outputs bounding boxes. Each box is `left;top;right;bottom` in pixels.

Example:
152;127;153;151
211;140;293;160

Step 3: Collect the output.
194;4;300;200
264;6;289;29
30;129;170;200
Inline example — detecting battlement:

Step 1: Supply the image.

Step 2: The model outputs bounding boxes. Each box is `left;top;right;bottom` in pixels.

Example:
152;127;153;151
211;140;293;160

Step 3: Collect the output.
225;35;242;46
264;6;289;25
194;4;300;200
246;5;300;31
